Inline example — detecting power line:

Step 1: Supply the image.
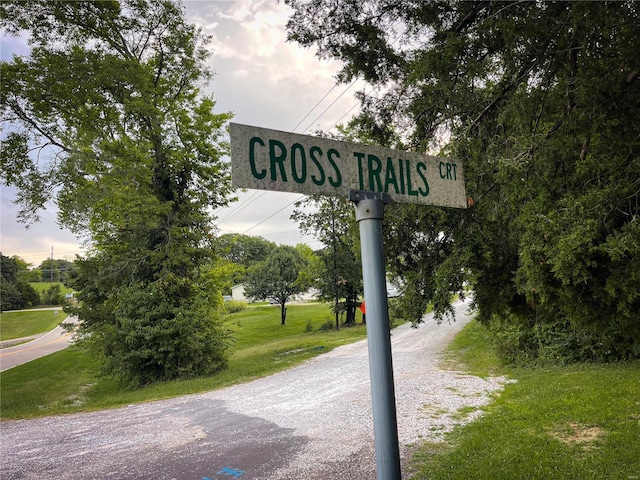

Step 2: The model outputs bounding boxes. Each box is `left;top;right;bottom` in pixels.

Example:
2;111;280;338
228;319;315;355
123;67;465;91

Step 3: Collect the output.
217;191;265;224
291;84;338;132
242;195;305;235
218;80;356;229
301;78;359;134
220;31;402;234
215;191;259;220
5;250;83;264
328;99;361;132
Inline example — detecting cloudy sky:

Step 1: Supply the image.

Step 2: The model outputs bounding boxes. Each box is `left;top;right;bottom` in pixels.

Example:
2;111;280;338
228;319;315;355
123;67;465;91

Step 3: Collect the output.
0;0;367;266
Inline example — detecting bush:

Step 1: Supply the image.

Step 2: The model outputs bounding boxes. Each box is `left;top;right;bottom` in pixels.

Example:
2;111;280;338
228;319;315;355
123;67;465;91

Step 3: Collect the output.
305;318;314;333
318;318;335;331
41;284;64;306
0;282;21;311
16;282;40;308
224;300;248;314
0;281;40;311
488;313;640;366
70;277;230;387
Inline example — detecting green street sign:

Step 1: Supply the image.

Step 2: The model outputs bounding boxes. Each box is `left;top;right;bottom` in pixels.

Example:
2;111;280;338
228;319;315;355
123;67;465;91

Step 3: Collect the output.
230;123;466;208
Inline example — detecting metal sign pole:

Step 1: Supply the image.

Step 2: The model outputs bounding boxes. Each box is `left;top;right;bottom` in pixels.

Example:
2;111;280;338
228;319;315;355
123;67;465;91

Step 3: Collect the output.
349;190;401;480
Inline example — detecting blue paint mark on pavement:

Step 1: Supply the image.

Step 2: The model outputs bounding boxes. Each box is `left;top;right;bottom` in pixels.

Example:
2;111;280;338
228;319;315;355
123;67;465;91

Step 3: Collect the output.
216;467;245;478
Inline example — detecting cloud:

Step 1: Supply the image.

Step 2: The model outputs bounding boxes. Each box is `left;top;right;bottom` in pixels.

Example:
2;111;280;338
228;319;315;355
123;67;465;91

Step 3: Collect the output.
0;185;85;263
189;0;343;125
2;1;362;258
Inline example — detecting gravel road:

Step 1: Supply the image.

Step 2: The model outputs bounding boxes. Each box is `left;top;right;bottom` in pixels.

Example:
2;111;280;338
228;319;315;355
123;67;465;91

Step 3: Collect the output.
1;298;510;479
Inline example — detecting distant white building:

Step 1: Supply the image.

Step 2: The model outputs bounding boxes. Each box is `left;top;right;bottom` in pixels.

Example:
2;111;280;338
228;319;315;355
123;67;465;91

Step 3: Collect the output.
231;284;248;302
294;288;320;302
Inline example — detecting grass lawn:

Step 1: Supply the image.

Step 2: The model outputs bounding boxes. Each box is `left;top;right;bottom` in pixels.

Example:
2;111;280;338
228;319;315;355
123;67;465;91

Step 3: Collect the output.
28;282;73;295
411;320;640;480
1;302;368;419
0;309;67;341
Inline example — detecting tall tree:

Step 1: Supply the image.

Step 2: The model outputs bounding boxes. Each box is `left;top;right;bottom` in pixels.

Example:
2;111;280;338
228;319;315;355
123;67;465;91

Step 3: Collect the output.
11;255;41;282
1;0;233;384
244;245;310;325
292;195;362;328
286;1;640;361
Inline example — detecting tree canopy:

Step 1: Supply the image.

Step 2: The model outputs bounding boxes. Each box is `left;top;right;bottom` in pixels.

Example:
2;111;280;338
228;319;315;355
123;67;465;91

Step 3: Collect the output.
214;234;276;268
293;195;362;327
286;1;640;361
0;254;40;310
213;233;277;287
244;245;311;325
1;0;233;383
37;258;74;283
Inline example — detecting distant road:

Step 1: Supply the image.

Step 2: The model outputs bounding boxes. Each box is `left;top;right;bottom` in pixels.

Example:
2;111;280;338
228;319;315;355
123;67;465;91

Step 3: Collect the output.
0;316;77;372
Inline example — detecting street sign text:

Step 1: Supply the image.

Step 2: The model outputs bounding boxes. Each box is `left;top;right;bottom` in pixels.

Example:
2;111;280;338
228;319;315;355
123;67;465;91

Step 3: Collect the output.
230;123;466;207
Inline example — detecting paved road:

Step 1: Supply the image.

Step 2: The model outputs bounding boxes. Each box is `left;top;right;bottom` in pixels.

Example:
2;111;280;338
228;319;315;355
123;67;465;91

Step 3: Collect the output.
0;316;77;372
1;299;509;479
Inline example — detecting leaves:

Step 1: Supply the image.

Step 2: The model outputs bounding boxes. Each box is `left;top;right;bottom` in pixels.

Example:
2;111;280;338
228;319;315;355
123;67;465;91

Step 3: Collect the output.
244;245;311;324
292;195;363;323
287;1;640;360
2;0;235;382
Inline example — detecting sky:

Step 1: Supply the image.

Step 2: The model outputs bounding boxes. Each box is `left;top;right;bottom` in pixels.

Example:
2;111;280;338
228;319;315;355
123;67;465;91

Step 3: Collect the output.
0;0;367;267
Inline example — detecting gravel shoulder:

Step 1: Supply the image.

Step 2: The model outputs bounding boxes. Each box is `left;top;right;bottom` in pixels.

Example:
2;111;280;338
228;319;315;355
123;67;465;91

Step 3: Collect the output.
1;298;511;479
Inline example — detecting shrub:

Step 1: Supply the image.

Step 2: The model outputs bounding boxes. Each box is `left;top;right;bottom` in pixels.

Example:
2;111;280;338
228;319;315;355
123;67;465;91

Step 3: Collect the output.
41;284;64;306
224;300;248;314
70;277;230;387
16;282;40;308
488;312;640;366
0;281;40;310
0;282;21;311
318;318;335;331
305;318;314;333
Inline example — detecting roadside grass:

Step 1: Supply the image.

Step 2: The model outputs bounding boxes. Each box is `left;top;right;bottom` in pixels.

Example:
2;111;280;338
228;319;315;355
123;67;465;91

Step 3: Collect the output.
411;320;640;480
1;303;368;419
0;348;98;415
439;319;504;377
0;310;67;341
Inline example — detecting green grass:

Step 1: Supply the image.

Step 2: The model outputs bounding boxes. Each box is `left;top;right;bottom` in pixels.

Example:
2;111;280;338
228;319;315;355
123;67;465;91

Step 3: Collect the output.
0;309;67;341
0;348;98;415
411;320;640;480
1;303;368;419
440;319;503;377
28;282;73;295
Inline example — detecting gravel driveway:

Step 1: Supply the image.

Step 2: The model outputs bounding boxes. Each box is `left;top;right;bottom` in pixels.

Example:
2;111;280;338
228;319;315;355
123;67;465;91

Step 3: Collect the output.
1;298;510;479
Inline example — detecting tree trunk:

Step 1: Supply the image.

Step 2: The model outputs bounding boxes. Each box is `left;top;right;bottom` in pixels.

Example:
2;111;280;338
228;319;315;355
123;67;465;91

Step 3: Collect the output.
281;304;287;325
345;305;356;324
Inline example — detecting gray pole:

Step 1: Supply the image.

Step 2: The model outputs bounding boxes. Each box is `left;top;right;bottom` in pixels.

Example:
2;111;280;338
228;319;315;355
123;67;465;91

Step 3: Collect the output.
349;190;401;480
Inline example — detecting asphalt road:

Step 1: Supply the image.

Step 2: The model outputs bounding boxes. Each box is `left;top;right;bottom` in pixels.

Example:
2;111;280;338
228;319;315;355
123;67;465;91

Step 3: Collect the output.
1;299;509;479
0;315;77;372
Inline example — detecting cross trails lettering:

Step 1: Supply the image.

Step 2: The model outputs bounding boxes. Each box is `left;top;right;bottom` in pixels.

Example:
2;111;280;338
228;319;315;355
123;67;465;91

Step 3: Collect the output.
230;123;466;208
248;137;431;197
